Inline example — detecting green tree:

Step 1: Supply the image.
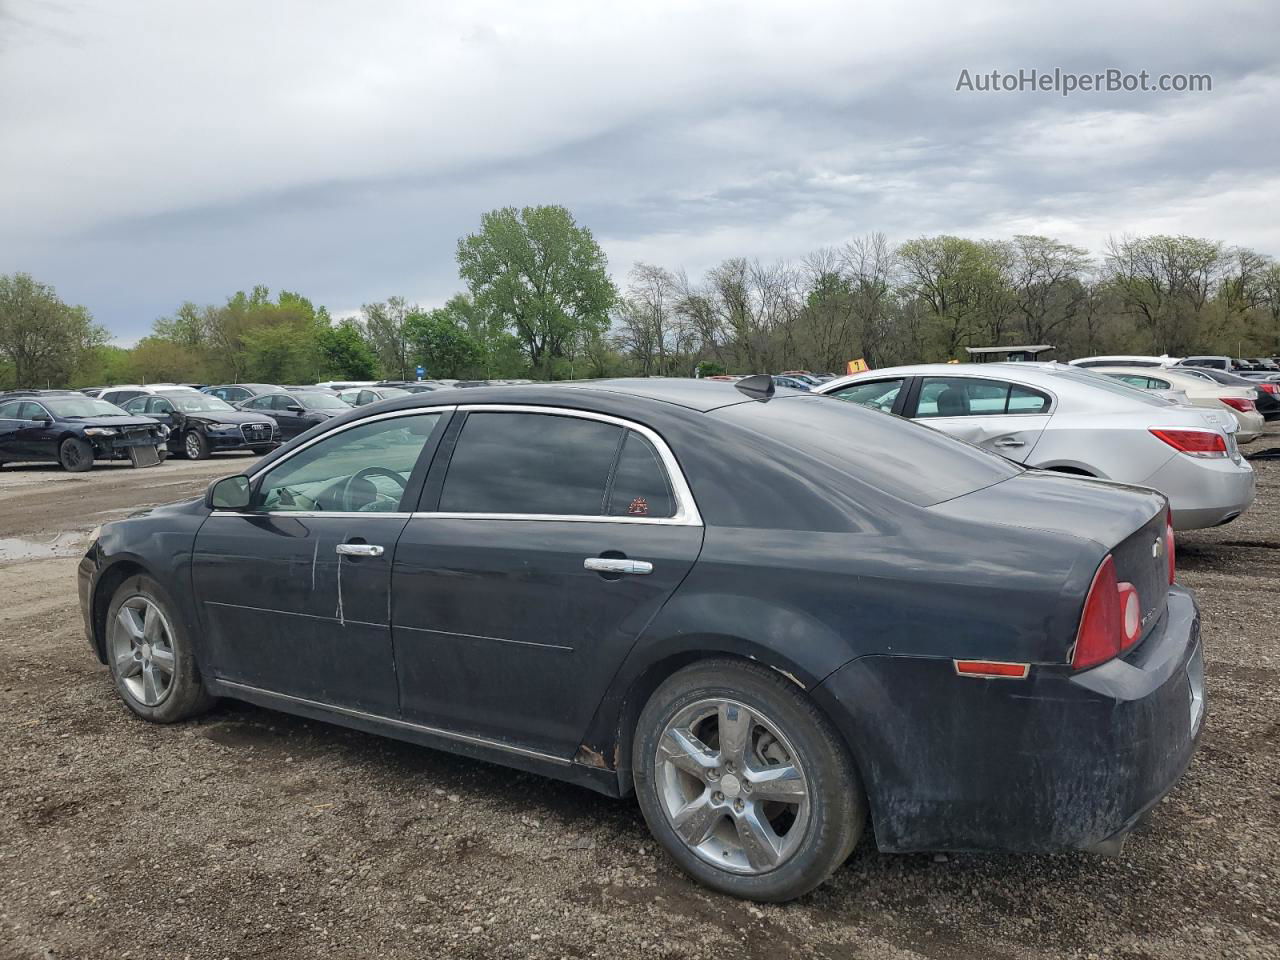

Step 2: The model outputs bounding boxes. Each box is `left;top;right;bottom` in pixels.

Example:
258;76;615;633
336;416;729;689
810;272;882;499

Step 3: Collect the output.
0;273;108;388
318;318;378;379
405;308;483;378
456;205;617;379
362;296;416;380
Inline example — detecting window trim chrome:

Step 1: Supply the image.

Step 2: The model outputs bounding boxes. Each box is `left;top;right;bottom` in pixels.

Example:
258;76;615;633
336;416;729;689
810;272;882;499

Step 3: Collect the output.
425;403;702;527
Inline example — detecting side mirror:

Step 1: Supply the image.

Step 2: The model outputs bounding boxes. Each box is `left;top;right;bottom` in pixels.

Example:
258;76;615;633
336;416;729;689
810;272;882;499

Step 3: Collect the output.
286;404;305;414
207;475;251;510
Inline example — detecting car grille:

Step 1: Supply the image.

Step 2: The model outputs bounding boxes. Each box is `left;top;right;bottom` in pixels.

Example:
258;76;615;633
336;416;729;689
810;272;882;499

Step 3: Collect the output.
241;422;274;443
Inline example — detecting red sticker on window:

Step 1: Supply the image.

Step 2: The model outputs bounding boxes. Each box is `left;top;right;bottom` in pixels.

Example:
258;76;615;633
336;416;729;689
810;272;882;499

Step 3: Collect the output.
628;497;649;516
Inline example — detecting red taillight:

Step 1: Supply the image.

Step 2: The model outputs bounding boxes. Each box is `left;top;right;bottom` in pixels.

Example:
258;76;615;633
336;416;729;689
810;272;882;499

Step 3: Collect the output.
1165;505;1176;585
1072;555;1143;670
1260;383;1278;395
1149;428;1228;458
1220;396;1257;413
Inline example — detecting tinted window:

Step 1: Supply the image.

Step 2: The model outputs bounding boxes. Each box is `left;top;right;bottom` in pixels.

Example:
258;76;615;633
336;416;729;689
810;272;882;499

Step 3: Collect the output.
1006;384;1052;413
714;396;1021;508
829;378;903;413
255;413;442;513
271;394;297;411
440;412;622;515
916;378;1008;417
0;401;19;417
607;431;675;518
19;402;48;419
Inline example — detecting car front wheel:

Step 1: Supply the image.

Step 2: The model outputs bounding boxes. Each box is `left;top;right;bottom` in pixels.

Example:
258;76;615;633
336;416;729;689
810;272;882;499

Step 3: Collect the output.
183;430;210;460
633;659;866;902
59;437;94;472
105;575;214;723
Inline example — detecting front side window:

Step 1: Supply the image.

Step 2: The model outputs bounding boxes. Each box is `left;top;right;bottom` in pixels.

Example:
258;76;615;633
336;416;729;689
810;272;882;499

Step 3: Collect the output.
440;412;623;516
149;398;175;415
829;378;904;413
254;413;442;513
19;402;49;420
124;397;147;414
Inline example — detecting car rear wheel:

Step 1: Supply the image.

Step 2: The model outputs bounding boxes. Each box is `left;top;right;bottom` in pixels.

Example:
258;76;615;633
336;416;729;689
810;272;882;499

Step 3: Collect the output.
106;575;214;723
59;437;94;472
633;659;865;902
183;430;210;460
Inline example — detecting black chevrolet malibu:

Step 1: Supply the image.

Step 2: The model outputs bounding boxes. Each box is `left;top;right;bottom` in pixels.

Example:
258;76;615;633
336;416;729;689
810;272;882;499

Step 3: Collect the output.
79;378;1204;901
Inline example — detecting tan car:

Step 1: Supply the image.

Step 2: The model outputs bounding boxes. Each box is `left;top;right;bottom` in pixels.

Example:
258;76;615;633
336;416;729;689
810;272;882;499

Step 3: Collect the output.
1093;366;1264;442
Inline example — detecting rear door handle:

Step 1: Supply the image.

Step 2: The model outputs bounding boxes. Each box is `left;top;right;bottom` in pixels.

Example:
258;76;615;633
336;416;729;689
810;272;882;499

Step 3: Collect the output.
336;543;384;558
994;438;1025;448
584;557;653;575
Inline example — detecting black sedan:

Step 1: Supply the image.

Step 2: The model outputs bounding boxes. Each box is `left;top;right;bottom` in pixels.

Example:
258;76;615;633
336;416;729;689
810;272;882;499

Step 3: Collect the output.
78;377;1203;901
122;390;280;459
0;391;169;471
234;388;351;439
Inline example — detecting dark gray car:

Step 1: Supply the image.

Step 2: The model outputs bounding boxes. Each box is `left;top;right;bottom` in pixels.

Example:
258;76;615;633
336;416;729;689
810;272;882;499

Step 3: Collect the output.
78;378;1203;901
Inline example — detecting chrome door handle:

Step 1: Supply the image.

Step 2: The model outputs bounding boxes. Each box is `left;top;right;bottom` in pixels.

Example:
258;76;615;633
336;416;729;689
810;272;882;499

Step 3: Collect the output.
336;543;384;557
994;438;1025;448
584;557;653;575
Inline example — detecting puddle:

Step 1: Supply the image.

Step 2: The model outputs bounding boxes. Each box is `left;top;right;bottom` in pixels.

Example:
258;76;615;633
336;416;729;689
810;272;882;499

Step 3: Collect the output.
0;531;87;562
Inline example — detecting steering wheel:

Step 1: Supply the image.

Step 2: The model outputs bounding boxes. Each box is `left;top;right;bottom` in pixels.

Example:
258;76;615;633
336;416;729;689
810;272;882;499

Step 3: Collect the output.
339;466;408;512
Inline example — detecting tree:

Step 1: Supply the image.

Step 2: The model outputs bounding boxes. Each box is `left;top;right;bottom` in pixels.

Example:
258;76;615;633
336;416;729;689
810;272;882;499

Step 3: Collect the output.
1006;235;1092;345
0;273;108;388
404;308;483;378
362;296;416;380
318;318;378;379
457;205;617;379
897;236;1009;359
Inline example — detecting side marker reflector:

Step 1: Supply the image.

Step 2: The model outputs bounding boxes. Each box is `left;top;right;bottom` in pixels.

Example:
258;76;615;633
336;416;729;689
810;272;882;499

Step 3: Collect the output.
954;660;1030;679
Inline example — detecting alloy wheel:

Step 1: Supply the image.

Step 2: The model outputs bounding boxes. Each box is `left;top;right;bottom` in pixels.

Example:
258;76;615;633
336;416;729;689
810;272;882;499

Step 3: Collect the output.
109;596;177;707
655;698;810;875
184;432;202;459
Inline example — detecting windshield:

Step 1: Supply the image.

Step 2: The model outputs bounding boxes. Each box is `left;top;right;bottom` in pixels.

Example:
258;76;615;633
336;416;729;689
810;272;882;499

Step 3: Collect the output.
378;387;410;399
165;393;235;413
298;392;349;410
44;397;129;418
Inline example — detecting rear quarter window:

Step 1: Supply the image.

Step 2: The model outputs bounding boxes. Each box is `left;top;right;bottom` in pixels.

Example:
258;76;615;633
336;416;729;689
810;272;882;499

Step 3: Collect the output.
712;396;1022;507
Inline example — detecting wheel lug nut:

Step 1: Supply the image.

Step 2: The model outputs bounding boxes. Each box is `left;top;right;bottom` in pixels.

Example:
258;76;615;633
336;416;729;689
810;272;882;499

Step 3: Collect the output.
734;799;744;812
708;767;720;780
713;791;724;803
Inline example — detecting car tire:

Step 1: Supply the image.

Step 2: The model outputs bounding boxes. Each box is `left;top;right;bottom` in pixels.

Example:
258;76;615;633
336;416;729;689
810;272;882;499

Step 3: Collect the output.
105;574;215;723
59;437;94;473
633;658;865;902
183;430;210;460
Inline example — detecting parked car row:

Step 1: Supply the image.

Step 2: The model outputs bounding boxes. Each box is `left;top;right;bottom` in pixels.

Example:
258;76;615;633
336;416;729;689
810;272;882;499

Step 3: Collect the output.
81;371;1213;902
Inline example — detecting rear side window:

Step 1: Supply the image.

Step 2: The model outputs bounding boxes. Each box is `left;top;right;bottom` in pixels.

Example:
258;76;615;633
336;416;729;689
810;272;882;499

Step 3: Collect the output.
714;396;1021;508
607;431;675;518
916;377;1050;417
440;412;623;516
0;401;19;418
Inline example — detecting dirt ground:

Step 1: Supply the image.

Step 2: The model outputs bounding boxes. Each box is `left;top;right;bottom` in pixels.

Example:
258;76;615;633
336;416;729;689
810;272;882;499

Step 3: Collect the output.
0;450;1277;960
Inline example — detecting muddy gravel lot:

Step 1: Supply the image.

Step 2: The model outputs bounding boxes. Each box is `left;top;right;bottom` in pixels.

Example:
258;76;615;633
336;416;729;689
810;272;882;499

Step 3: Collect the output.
0;451;1277;960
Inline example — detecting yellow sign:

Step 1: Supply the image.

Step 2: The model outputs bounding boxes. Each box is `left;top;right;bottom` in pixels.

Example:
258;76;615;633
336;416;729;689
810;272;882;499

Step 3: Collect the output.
846;358;869;374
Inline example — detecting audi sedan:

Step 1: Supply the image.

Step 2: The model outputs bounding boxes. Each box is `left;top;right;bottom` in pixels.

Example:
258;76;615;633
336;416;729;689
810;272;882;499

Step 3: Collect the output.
122;390;280;458
818;363;1255;530
79;378;1204;901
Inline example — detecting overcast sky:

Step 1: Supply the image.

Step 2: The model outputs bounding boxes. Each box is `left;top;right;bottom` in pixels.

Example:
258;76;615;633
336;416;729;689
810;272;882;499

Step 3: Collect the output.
2;0;1278;342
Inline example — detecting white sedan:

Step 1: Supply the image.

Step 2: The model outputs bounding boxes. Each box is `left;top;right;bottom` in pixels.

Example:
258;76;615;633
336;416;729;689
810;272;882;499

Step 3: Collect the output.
816;362;1255;530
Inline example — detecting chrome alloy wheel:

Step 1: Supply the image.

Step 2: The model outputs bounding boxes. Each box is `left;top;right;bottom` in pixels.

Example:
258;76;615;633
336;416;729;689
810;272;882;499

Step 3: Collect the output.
184;432;202;459
109;596;177;707
655;698;810;874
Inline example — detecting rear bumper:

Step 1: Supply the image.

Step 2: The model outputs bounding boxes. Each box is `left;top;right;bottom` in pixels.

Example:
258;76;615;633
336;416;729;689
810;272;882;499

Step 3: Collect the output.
815;586;1204;854
1141;453;1255;530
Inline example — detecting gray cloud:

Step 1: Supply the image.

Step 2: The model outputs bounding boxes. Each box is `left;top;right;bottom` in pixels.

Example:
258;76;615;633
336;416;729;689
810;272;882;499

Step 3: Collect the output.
1;0;1277;340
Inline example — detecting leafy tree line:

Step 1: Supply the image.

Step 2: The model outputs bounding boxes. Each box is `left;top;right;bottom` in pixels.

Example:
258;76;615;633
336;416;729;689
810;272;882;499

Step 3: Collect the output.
4;211;1280;391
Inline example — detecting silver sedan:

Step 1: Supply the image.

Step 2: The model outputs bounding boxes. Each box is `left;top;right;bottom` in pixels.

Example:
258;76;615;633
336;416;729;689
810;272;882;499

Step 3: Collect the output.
816;363;1255;530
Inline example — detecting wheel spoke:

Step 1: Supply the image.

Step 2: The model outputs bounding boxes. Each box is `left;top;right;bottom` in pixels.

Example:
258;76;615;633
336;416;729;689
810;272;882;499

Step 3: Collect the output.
141;663;160;704
142;608;164;643
115;606;144;641
149;645;175;676
671;792;721;847
659;728;718;779
115;652;142;679
735;805;784;871
746;763;806;803
717;702;751;767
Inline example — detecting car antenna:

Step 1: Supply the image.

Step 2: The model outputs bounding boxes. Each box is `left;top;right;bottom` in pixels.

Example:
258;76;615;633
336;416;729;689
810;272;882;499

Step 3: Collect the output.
734;374;775;401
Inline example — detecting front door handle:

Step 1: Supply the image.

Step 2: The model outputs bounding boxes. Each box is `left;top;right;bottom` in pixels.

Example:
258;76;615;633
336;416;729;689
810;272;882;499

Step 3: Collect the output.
336;543;384;558
584;557;653;575
994;438;1025;448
